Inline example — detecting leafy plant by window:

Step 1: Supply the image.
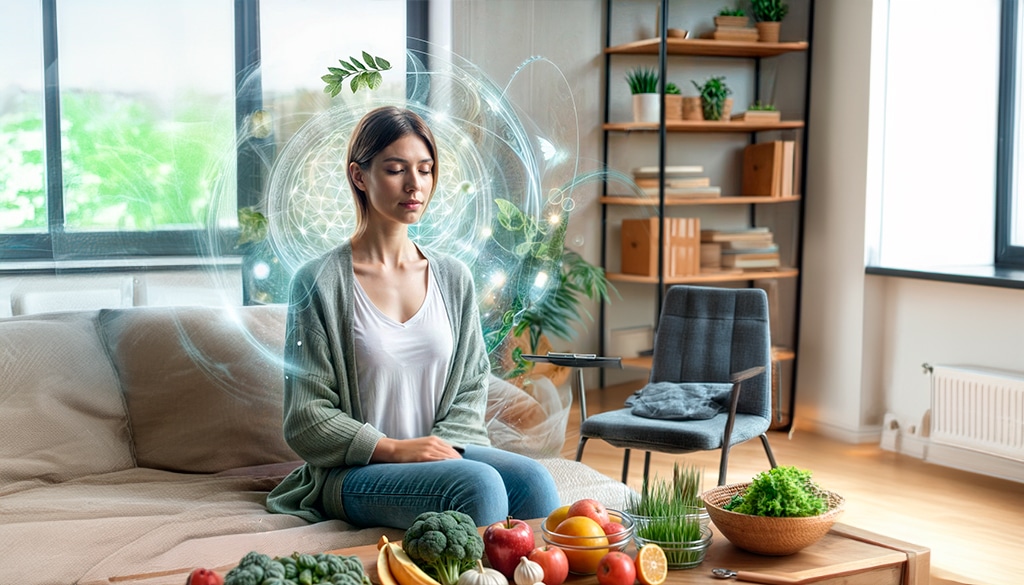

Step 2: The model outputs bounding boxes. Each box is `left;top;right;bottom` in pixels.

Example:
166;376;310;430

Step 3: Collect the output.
749;0;789;22
626;67;659;95
477;198;612;378
719;7;746;16
691;76;732;121
749;101;777;111
322;51;393;96
665;82;682;95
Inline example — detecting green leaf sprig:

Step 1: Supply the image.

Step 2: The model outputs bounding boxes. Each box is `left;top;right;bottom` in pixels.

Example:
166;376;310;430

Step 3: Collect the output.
322;51;392;96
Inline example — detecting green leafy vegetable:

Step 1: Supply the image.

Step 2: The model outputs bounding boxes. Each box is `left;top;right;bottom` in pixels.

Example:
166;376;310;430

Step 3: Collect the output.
224;551;370;585
723;466;827;517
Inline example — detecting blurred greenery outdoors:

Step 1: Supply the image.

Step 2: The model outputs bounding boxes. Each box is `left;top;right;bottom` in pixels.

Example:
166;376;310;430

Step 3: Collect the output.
0;91;230;232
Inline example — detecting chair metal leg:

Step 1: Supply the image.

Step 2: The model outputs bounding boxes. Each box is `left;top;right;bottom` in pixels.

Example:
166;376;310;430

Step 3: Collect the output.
620;449;631;484
576;437;589;462
718;445;732;486
760;433;778;468
642;451;652;485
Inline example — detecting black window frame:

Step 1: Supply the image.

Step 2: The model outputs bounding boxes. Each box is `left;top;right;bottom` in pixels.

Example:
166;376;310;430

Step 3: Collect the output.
1;0;428;264
998;0;1024;267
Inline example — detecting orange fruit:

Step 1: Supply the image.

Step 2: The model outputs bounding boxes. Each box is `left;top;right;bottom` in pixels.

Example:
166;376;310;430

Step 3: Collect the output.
550;516;609;574
635;543;668;585
544;505;571;532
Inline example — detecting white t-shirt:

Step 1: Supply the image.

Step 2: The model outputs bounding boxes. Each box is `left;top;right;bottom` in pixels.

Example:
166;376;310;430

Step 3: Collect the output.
352;266;454;440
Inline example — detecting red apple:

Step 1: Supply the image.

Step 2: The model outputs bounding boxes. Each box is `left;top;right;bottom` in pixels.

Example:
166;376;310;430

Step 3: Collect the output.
601;521;627;544
185;568;223;585
596;551;635;585
528;545;570;585
567;498;610;526
483;516;536;578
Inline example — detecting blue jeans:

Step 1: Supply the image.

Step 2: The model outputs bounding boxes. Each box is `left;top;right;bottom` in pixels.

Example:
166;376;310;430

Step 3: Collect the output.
333;444;561;529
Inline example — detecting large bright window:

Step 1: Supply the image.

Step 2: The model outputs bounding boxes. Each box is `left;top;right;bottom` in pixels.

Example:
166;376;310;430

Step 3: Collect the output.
0;2;45;235
57;0;235;235
0;0;421;263
999;0;1024;266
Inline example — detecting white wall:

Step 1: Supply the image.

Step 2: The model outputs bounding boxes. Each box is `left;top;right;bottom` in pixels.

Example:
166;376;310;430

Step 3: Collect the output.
796;0;875;440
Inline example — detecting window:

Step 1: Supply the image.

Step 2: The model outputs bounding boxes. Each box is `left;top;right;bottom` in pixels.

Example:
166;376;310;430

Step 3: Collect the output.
0;0;421;264
998;0;1024;267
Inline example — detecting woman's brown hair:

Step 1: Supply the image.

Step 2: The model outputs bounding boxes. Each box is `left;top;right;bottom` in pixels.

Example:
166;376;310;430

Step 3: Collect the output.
346;106;439;238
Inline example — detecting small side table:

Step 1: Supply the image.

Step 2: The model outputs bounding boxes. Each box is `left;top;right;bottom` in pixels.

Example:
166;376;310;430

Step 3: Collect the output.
521;352;623;431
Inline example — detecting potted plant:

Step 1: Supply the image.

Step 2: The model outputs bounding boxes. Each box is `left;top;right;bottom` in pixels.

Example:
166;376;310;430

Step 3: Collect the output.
715;6;748;29
665;82;683;121
477;199;613;381
750;0;788;43
733;100;781;122
626;66;659;124
691;76;733;121
626;464;711;568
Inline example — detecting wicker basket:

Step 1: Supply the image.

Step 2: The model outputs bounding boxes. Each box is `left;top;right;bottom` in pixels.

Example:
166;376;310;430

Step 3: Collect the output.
702;483;845;556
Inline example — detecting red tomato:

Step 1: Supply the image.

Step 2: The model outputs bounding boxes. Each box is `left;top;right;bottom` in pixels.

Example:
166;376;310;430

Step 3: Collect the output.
596;551;636;585
186;568;224;585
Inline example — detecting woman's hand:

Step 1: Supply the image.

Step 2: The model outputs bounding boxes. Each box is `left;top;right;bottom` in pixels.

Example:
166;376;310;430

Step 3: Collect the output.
371;436;463;463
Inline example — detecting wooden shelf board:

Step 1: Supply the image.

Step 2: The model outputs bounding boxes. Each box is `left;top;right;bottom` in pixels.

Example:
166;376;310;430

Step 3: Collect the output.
606;267;799;284
601;195;801;206
619;347;794;371
605;120;804;133
606;37;809;58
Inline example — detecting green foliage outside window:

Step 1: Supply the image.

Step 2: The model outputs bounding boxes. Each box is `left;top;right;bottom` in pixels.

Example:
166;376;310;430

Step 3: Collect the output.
0;91;231;233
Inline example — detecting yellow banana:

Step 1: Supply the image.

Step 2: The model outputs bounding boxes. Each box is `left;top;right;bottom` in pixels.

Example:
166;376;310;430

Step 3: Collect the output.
377;537;400;585
384;538;441;585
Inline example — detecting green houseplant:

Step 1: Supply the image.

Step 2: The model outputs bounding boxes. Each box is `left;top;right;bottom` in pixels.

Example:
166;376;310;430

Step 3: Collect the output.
691;76;733;121
665;82;683;121
477;199;613;380
749;0;788;42
626;67;660;124
715;6;748;29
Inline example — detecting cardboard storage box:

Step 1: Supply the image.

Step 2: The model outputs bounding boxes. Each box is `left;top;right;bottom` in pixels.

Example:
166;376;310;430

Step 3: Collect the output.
621;217;700;277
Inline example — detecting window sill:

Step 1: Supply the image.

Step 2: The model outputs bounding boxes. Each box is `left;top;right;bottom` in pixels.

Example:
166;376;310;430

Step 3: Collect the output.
0;256;243;275
866;264;1024;290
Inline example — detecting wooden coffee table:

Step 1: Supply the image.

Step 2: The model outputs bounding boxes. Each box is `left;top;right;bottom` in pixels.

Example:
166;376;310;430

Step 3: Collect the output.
97;518;928;585
330;519;929;585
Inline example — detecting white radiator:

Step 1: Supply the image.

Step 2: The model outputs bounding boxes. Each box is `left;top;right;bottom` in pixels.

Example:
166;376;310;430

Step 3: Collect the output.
929;364;1024;462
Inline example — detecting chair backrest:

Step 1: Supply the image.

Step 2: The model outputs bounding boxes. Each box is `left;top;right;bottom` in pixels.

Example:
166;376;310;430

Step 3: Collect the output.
649;285;771;419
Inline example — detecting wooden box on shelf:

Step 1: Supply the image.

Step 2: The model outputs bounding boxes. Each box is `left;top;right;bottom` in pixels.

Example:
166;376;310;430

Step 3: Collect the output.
621;217;700;277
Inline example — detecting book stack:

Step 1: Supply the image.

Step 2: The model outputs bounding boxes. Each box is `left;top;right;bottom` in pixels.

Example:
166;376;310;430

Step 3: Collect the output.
632;165;722;199
701;227;781;271
741;141;798;198
702;15;759;42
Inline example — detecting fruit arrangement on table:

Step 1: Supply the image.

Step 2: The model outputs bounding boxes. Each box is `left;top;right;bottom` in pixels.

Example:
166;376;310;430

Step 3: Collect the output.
185;500;670;585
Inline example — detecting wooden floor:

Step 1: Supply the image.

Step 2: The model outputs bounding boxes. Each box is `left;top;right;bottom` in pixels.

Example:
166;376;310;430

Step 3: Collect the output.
560;382;1024;585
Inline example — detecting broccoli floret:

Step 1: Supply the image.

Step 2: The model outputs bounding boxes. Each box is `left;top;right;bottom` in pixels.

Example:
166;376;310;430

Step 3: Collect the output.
402;510;485;585
224;551;274;585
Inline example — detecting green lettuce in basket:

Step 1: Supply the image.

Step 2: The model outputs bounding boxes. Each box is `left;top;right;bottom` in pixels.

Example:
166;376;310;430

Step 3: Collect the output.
723;466;827;518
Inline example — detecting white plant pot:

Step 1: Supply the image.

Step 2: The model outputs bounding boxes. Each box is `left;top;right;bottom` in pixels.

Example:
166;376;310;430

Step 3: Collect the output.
632;94;660;124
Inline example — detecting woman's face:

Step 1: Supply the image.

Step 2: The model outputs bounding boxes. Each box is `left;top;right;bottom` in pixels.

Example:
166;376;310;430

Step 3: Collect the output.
350;134;434;229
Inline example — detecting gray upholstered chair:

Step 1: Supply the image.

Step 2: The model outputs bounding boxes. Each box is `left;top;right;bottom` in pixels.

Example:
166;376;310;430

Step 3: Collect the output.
576;285;778;486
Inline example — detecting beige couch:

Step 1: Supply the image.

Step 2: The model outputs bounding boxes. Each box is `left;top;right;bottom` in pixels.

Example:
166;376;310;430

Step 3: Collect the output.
0;305;629;585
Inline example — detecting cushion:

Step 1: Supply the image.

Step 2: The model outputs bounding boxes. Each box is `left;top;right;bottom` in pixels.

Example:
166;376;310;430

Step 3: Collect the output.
0;312;133;489
624;381;734;420
99;305;298;473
